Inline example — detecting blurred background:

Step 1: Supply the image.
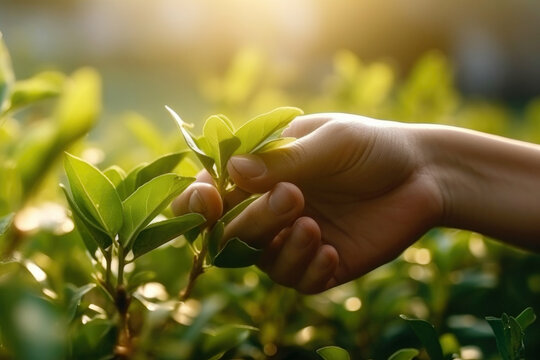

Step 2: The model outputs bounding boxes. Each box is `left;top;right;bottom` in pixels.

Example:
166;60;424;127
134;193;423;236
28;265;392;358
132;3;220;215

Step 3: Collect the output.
2;0;540;125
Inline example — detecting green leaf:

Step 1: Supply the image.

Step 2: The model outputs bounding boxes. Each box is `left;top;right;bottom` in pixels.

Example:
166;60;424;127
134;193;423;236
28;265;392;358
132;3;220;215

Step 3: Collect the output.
55;67;101;144
60;184;112;254
213;237;262;268
0;212;14;237
132;213;205;259
8;71;64;113
64;153;123;237
70;318;116;359
515;307;536;331
166;105;216;177
387;348;419;360
234;107;303;155
253;136;296;153
116;163;146;200
486;316;512;360
208;221;224;261
202;114;241;177
103;165;126;188
201;324;257;360
400;315;444;360
220;195;259;225
316;346;351;360
119;174;194;247
0;32;14;114
135;151;188;188
64;283;96;322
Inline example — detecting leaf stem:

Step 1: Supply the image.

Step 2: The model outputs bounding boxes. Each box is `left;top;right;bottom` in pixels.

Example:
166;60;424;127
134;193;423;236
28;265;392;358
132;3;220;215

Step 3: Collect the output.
179;231;208;301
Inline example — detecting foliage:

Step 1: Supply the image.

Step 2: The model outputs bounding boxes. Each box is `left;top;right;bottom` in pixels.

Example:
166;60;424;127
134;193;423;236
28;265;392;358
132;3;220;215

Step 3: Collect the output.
1;33;540;360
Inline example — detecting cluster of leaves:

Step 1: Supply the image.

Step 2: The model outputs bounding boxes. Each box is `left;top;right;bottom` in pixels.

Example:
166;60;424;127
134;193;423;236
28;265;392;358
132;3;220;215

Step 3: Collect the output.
166;105;301;269
316;307;537;360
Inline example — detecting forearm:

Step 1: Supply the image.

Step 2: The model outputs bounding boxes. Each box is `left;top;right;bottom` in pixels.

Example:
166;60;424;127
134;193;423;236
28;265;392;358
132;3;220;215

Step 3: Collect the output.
416;125;540;251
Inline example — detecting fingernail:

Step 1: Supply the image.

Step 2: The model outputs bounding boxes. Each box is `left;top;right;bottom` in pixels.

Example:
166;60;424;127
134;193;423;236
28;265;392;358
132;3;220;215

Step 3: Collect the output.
269;185;296;215
188;190;206;214
229;155;266;178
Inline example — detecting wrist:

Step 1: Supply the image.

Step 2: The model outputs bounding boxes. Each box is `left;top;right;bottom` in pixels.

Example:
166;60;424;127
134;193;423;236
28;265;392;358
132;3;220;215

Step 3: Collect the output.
414;124;540;249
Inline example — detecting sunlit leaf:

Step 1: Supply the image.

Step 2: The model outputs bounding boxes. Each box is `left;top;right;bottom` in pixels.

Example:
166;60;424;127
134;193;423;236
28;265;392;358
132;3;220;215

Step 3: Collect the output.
316;346;351;360
400;315;444;360
132;213;205;259
9;71;64;113
213;237;262;268
103;165;126;188
60;184;112;254
116;163;146;200
387;348;419;360
135;151;188;188
202;114;241;177
166;105;216;176
64;153;123;237
0;32;14;114
253;136;296;153
64;283;96;322
234;107;303;155
119;174;194;247
55;68;101;144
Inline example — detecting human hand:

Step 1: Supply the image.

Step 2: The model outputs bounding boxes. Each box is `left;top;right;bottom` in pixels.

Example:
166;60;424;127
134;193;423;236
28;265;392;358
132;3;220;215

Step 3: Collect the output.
173;113;443;293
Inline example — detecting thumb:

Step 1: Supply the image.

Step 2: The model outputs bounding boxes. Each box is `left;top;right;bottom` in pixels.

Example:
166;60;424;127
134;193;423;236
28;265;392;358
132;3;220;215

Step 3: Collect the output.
227;136;329;194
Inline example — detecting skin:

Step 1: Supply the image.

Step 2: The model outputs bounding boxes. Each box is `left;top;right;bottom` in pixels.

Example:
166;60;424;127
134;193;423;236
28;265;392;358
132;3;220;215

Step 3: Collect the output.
172;113;540;294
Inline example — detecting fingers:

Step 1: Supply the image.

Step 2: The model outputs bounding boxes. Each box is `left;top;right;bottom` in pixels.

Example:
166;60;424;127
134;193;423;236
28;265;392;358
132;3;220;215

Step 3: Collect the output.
223;182;304;248
172;182;223;225
282;114;332;138
260;217;340;294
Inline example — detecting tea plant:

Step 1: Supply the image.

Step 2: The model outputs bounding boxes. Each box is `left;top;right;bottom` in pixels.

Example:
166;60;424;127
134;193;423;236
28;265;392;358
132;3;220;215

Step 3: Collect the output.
165;105;302;298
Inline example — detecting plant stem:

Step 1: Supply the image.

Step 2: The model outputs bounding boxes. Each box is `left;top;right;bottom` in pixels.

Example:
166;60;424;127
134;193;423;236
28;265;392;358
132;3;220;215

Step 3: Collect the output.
105;249;113;291
179;233;208;301
114;244;132;359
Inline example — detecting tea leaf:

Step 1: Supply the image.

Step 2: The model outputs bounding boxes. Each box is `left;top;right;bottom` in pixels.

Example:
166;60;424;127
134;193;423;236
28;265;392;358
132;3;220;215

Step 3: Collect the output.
55;68;101;144
64;153;123;237
208;221;224;261
103;165;126;188
202;115;241;177
132;213;205;258
0;33;14;113
486;315;512;360
400;315;444;360
515;307;536;331
65;283;96;322
213;237;262;268
120;174;194;247
9;71;64;113
60;184;112;253
234;107;303;155
220;195;259;225
116;163;146;200
166;105;216;177
387;348;419;360
201;324;257;360
316;346;351;360
135;151;188;188
253;136;296;153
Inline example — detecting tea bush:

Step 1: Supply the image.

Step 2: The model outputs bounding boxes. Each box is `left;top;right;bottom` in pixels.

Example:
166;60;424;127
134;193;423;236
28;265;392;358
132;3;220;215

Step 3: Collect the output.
1;34;540;360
